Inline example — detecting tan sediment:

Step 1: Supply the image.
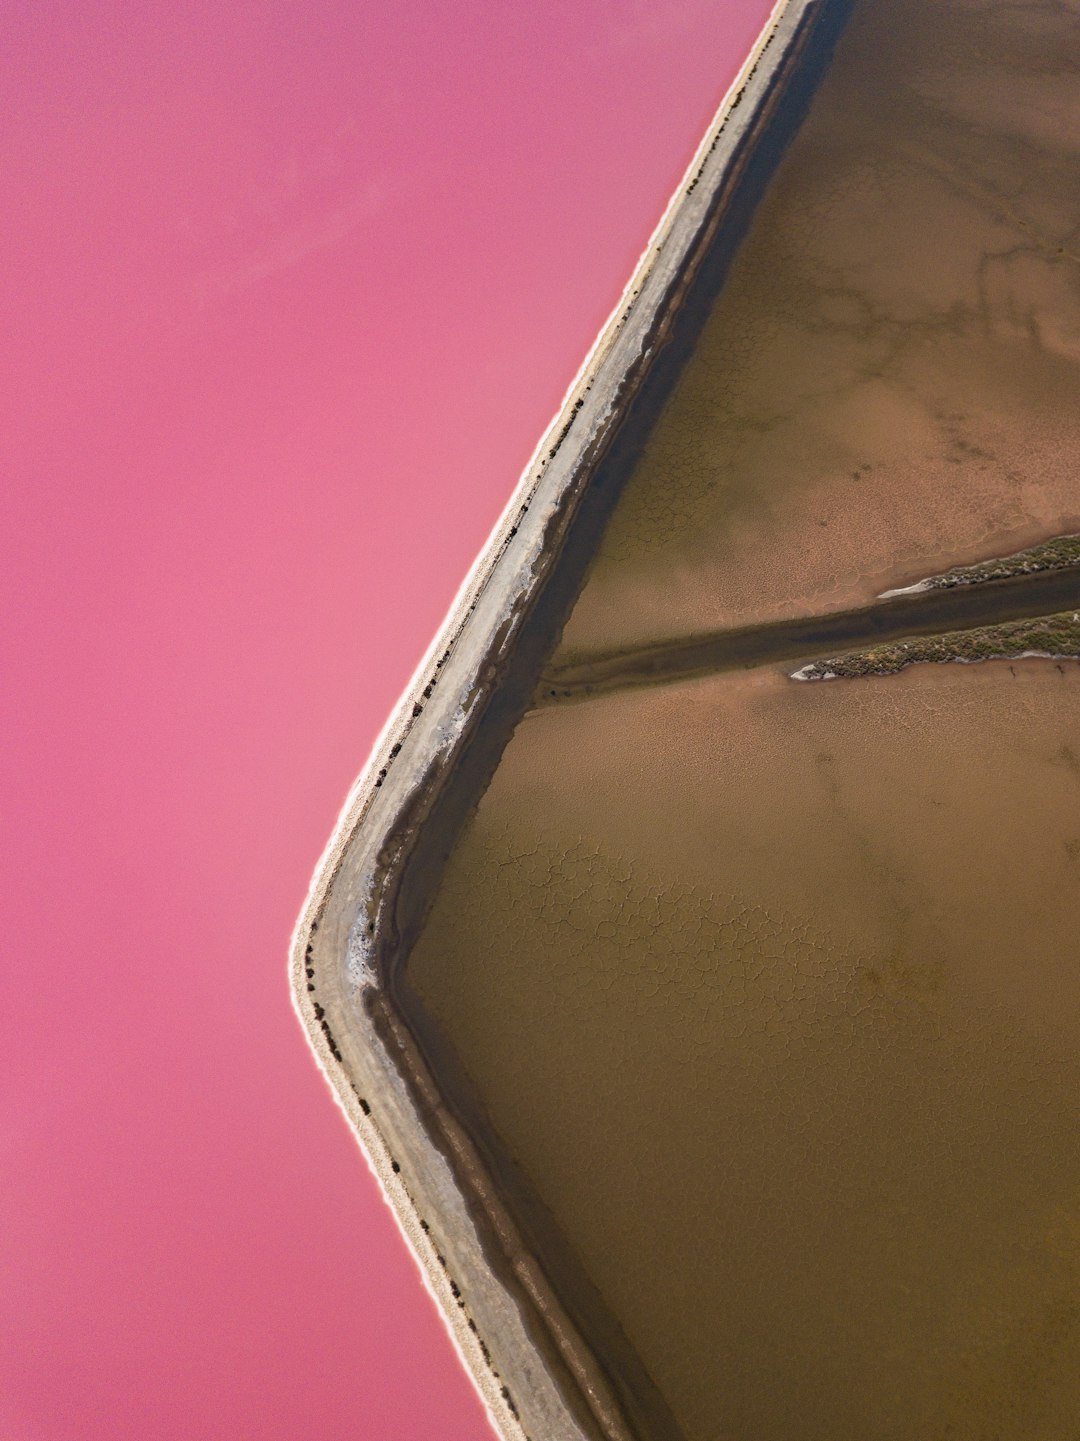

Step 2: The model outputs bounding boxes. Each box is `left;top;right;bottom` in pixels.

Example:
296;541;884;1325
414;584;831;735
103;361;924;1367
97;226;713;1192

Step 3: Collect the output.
407;660;1080;1441
553;0;1080;664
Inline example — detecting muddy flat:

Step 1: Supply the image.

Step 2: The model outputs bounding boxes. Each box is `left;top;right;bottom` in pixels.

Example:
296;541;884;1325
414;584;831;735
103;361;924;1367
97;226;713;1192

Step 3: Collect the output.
554;0;1080;663
407;661;1080;1441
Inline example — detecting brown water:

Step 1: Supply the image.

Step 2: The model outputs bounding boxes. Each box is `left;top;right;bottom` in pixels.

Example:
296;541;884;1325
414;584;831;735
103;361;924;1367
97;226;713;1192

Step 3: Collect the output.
401;0;1080;1437
408;664;1080;1441
539;564;1080;699
554;0;1080;662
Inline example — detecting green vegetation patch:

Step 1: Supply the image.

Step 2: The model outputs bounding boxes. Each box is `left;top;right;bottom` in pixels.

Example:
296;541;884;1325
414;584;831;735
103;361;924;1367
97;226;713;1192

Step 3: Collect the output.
920;532;1080;590
792;610;1080;681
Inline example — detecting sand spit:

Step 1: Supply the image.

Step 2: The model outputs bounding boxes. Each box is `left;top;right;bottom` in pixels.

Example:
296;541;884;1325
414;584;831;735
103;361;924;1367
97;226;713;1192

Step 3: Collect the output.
289;3;835;1439
880;531;1080;598
791;609;1080;679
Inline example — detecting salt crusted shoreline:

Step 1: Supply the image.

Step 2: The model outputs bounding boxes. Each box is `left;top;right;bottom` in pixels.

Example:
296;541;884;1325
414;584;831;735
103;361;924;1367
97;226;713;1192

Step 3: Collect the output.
288;4;832;1439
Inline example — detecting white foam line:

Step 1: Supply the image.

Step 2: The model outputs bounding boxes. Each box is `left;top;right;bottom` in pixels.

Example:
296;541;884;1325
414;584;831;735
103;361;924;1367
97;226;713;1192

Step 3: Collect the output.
878;578;932;598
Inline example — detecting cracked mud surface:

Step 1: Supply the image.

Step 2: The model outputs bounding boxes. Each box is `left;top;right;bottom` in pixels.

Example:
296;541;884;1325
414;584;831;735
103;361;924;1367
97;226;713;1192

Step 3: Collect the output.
397;0;1080;1437
553;0;1080;662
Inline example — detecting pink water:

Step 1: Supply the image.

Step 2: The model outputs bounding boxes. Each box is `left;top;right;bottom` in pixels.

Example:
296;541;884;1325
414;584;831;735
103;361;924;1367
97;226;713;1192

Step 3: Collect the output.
1;3;772;1436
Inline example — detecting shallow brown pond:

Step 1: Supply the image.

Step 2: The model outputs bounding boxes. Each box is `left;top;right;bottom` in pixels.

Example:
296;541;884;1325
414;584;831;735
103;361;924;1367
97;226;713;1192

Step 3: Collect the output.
396;0;1080;1436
